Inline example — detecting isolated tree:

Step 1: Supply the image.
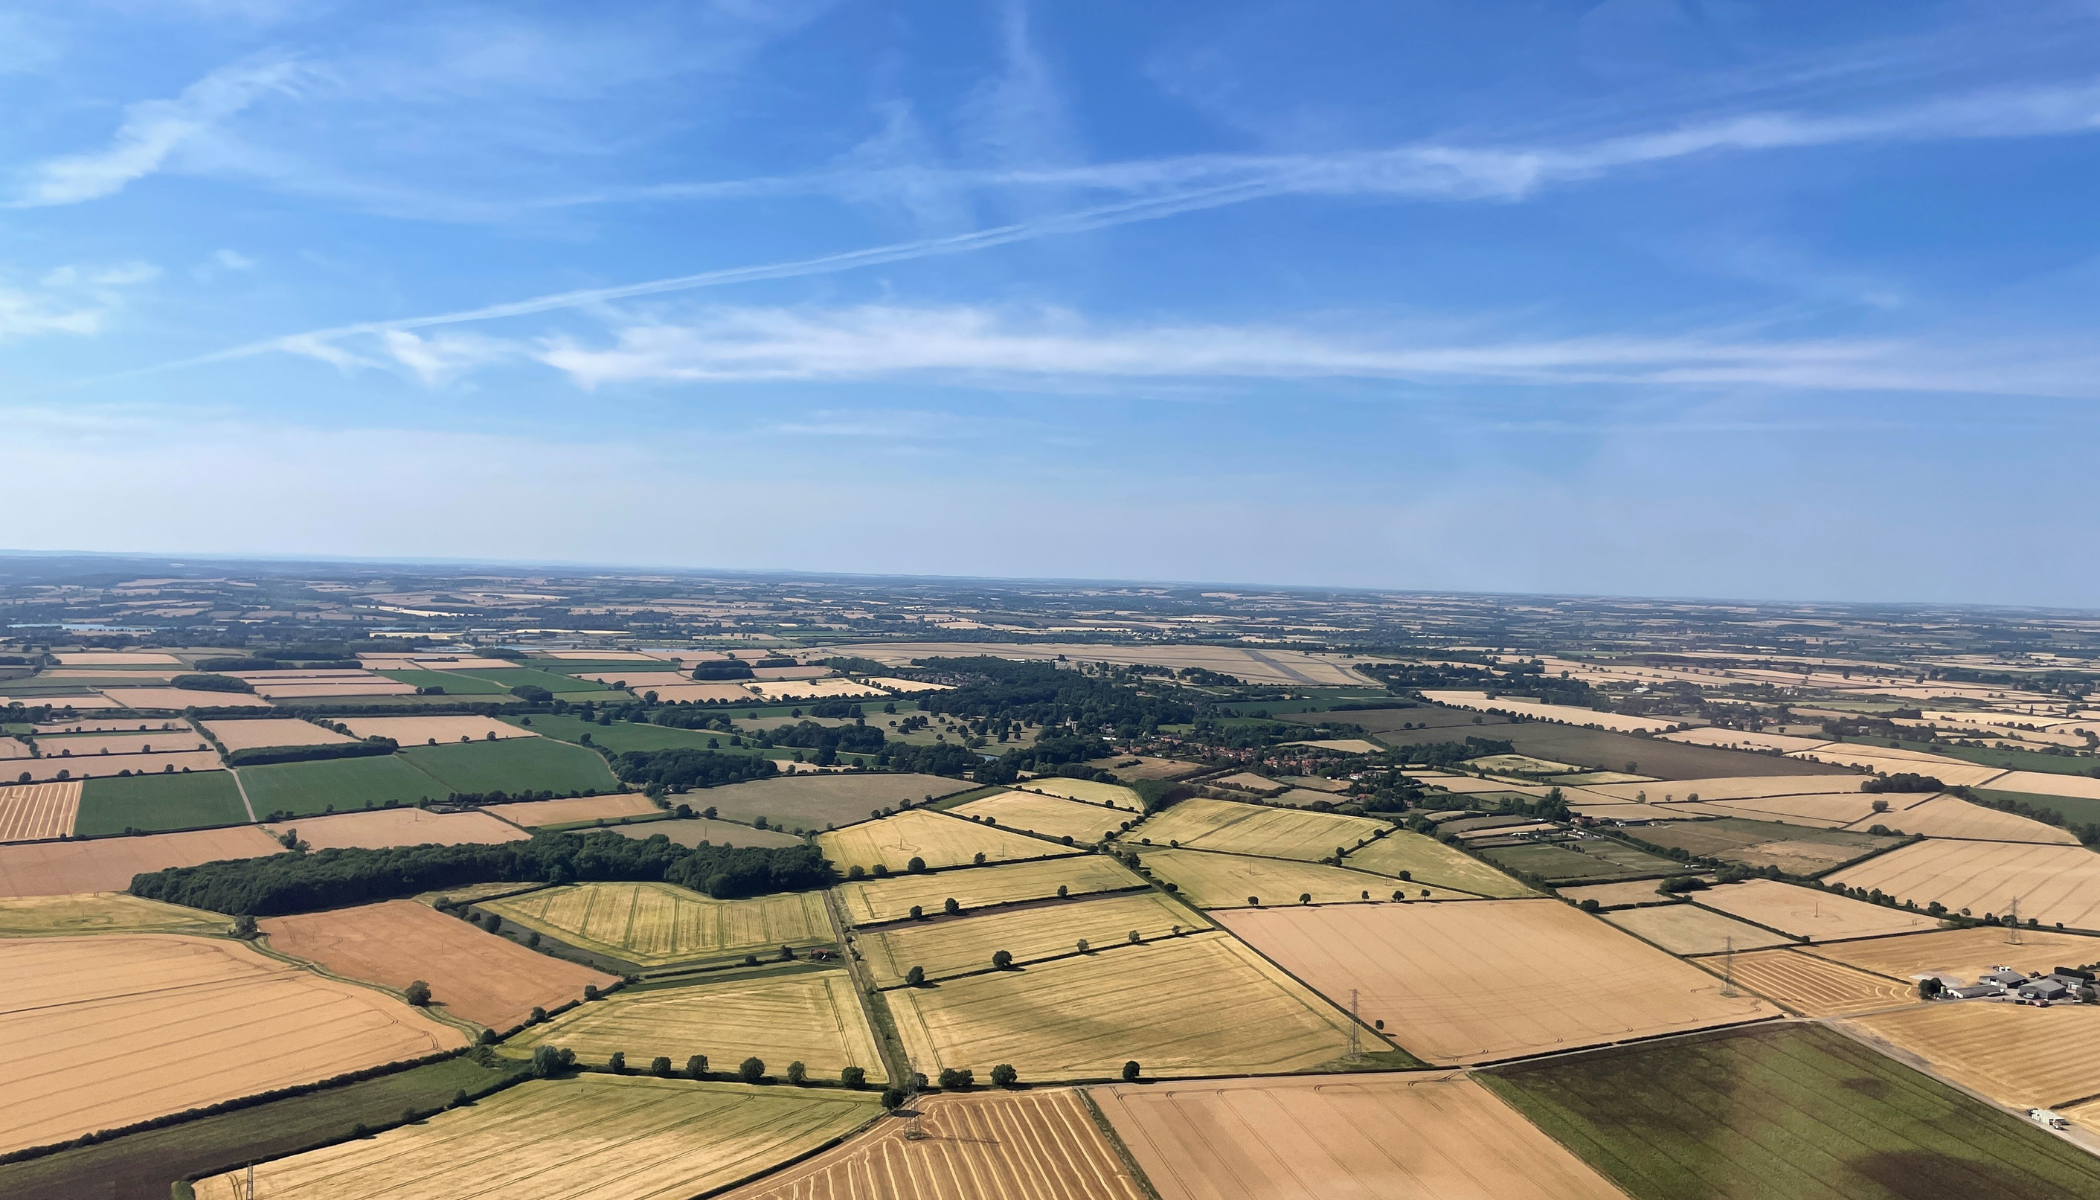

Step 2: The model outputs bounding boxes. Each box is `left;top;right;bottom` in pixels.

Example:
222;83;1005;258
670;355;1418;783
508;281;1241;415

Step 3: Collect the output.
841;1065;867;1089
739;1057;766;1083
909;905;924;920
1056;885;1068;898
992;949;1014;969
1361;890;1369;900
1397;870;1412;882
530;1045;563;1079
907;856;927;873
991;1063;1018;1087
529;1006;547;1024
404;980;432;1007
1128;929;1141;943
944;897;961;915
651;1056;672;1077
1918;977;1943;1000
687;1054;709;1079
905;965;926;986
1122;1060;1141;1082
1392;890;1405;902
232;914;259;938
583;984;600;1001
973;852;986;865
1299;893;1313;905
881;1086;906;1109
608;1051;626;1074
1247;896;1260;907
786;1060;808;1085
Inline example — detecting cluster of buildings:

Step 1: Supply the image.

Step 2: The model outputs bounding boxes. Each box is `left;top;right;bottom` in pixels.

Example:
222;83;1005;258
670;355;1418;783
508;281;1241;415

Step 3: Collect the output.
1938;965;2092;1004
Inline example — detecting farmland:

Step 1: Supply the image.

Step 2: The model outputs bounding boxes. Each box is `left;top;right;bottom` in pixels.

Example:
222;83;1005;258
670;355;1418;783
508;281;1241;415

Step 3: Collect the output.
1805;925;2100;989
1340;830;1536;896
693;773;977;831
1217;900;1777;1065
731;1088;1147;1200
1475;839;1681;884
17;749;223;782
953;789;1125;842
1824;839;2100;929
499;713;728;752
1603;903;1794;955
1014;778;1143;809
483;881;833;967
0;890;225;937
1709;949;1918;1016
1557;879;1678;909
1862;794;2077;843
860;890;1204;985
262;807;528;850
0;781;80;840
1691;878;1938;941
1098;1071;1626;1200
835;855;1144;924
818;810;1078;873
1623;817;1900;874
885;930;1364;1081
480;791;659;826
0;934;467;1155
261;899;616;1030
1480;1023;2100;1200
341;715;537;743
1137;847;1475;908
1128;798;1388;863
0;824;283;896
613;816;804;848
238;754;455;816
38;731;210;755
503;971;886;1082
398;736;620;795
1844;1002;2100;1110
191;1076;882;1200
1337;711;1847;782
75;770;250;835
202;718;355;752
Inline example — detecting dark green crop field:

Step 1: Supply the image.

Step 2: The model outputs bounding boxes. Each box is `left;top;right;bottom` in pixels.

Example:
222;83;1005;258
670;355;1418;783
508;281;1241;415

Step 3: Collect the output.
75;770;250;835
398;736;619;795
1479;1023;2100;1200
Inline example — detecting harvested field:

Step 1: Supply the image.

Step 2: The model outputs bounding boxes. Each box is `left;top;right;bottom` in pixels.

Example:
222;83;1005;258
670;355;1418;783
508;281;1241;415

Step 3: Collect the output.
1137;848;1475;908
35;731;210;755
1467;753;1581;774
484;881;832;967
99;687;272;710
1603;904;1794;956
1093;755;1203;782
1280;738;1385;754
1990;770;2100;802
613;817;804;848
504;972;885;1082
1217;900;1777;1065
1789;745;2007;787
55;652;180;666
861;890;1205;985
480;791;659;826
886;930;1362;1081
0;891;224;938
1476;840;1682;884
1558;879;1679;909
0;934;465;1156
1864;794;2081;843
1692;878;1938;941
1341;829;1536;896
261;899;615;1030
697;773;977;831
1805;925;2100;987
0;781;79;841
1824;839;2100;929
399;737;619;796
1409;772;1554;796
1706;949;1917;1016
819;811;1077;874
34;719;186;734
240;671;416;698
1581;775;1864;802
192;1076;882;1200
837;856;1144;925
1011;778;1142;809
201;718;354;752
1128;798;1388;862
1658;728;1833;753
263;807;528;850
747;679;885;701
1700;791;1894;827
75;770;249;835
1844;1002;2100;1110
1099;1070;1625;1200
1626;817;1899;874
832;641;1374;688
1418;691;1693;733
952;791;1120;843
730;1087;1146;1200
338;715;537;744
1211;771;1288;795
631;682;766;704
15;750;222;782
7;692;122;709
869;676;952;693
1480;1022;2100;1200
0;824;283;896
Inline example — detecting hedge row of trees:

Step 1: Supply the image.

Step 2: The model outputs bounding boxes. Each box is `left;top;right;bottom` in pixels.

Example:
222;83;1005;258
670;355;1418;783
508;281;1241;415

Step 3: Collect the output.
611;748;780;790
129;831;829;915
912;657;1195;735
224;739;397;767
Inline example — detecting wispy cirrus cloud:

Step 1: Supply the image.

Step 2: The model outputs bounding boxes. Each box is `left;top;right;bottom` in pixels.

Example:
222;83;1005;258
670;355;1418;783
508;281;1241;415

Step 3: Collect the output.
0;262;159;340
13;56;304;206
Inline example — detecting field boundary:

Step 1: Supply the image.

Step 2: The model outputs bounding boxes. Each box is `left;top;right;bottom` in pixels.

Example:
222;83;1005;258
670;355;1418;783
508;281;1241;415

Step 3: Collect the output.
1153;837;1508;902
846;882;1154;931
874;913;1218;990
1077;1088;1166;1200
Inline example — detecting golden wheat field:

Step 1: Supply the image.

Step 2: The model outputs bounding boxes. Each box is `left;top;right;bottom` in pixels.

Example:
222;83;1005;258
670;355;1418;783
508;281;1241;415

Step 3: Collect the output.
1700;949;1918;1017
483;882;833;967
952;791;1125;843
1014;778;1143;809
1129;798;1389;863
819;810;1079;874
1339;831;1535;898
1842;1001;2100;1110
503;970;886;1082
1824;839;2100;929
1689;879;1938;942
0;781;81;841
836;856;1144;925
860;890;1206;985
192;1076;882;1200
1135;848;1476;908
1602;904;1794;956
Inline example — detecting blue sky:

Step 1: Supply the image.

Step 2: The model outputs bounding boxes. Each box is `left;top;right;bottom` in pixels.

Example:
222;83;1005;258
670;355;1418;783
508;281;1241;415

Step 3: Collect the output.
6;1;2100;605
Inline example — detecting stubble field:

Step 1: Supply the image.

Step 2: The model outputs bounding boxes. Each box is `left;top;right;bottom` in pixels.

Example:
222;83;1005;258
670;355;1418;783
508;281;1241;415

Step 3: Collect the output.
1;934;466;1156
1129;798;1388;863
1825;839;2100;929
1097;1071;1626;1200
1135;848;1476;908
836;855;1144;925
728;1088;1146;1200
819;810;1078;874
503;971;886;1082
0;824;283;896
1012;779;1142;809
1706;949;1918;1016
261;899;617;1030
1842;1001;2100;1110
1804;924;2100;986
1690;878;1938;941
953;791;1125;843
1603;904;1794;956
1339;831;1536;896
1856;794;2077;843
860;890;1206;985
263;807;528;850
201;718;355;752
1217;900;1778;1065
191;1075;882;1200
479;791;660;826
340;715;536;743
0;890;224;938
0;781;80;841
483;881;833;967
885;930;1363;1081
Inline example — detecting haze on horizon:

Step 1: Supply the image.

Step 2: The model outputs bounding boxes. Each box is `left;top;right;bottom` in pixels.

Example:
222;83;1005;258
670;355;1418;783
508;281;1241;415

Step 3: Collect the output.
5;1;2097;607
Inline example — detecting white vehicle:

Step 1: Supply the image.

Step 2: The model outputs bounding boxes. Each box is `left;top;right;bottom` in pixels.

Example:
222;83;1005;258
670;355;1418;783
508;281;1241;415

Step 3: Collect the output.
2030;1108;2070;1130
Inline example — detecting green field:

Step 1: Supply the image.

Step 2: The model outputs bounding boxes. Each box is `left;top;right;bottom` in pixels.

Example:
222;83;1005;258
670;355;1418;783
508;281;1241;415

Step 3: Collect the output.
445;667;613;694
238;754;452;816
1975;788;2100;827
74;771;250;835
1478;840;1680;883
1479;1023;2100;1200
374;669;510;694
399;737;619;795
0;1053;529;1200
504;713;756;756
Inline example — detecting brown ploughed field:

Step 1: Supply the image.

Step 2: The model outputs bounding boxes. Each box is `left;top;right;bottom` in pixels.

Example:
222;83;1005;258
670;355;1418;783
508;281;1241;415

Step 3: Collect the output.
263;807;528;850
478;792;660;826
0;824;284;896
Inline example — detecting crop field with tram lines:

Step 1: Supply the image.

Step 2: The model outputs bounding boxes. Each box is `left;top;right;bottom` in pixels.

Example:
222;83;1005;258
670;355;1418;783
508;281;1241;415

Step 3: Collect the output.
1134;847;1476;908
481;882;833;968
818;809;1081;874
1698;948;1918;1017
835;854;1145;924
1124;797;1390;863
858;889;1206;985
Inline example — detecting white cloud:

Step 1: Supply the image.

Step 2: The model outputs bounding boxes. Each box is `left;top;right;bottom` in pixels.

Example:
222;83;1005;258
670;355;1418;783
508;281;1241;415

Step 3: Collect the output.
212;248;256;271
0;261;158;340
13;57;303;206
